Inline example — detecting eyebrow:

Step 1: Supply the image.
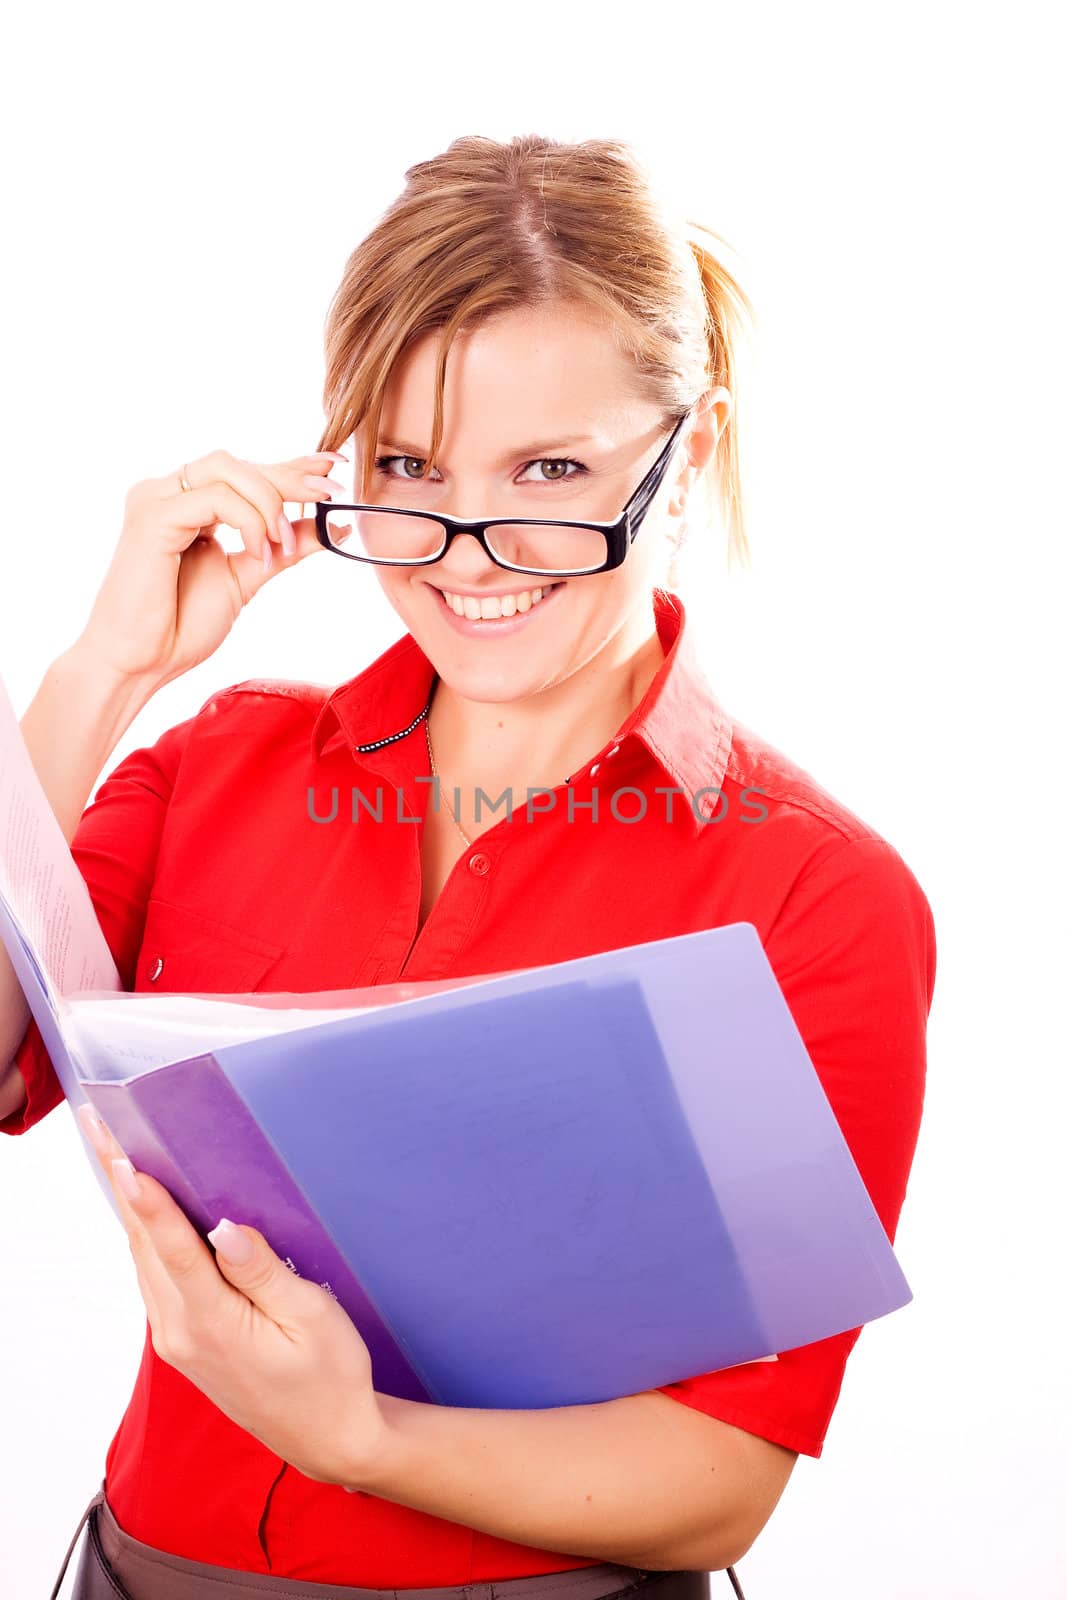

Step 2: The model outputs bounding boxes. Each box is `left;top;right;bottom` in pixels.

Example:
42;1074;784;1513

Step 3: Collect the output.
377;433;599;461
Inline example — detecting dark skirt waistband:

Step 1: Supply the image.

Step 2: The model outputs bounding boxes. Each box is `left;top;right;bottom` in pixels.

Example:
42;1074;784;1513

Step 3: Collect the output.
55;1484;713;1600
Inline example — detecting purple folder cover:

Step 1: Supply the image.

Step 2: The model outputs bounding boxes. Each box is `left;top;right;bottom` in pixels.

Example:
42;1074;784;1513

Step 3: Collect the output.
80;922;912;1411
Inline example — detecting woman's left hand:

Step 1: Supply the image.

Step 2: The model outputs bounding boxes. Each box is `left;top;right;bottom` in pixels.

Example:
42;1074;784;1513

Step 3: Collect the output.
76;1102;388;1491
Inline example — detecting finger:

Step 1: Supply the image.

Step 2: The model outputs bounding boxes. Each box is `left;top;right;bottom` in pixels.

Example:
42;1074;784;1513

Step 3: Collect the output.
186;450;287;559
133;450;294;569
78;1101;139;1199
135;449;347;512
207;1219;325;1330
224;473;348;592
194;451;286;567
225;507;353;597
186;450;350;565
240;460;351;566
188;467;346;575
77;1104;228;1325
77;1104;182;1334
294;451;350;469
128;478;277;565
130;452;348;568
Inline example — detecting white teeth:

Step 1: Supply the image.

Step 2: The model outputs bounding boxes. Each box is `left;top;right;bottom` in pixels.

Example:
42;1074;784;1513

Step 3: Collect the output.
442;584;553;620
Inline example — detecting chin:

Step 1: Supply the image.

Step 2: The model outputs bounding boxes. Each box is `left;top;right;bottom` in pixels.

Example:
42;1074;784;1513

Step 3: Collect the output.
424;652;548;705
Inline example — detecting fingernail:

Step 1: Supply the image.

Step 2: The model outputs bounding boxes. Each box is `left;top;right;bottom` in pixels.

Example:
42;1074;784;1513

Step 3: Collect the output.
321;450;349;462
208;1218;255;1264
78;1103;106;1151
113;1158;142;1203
277;513;296;556
262;543;273;571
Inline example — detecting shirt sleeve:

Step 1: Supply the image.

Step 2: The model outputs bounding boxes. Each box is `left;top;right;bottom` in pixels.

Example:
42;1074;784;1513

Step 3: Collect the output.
0;707;203;1137
651;833;937;1458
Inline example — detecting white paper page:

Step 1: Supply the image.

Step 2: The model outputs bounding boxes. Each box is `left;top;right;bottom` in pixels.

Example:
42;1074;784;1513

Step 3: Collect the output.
63;992;378;1076
0;672;121;1013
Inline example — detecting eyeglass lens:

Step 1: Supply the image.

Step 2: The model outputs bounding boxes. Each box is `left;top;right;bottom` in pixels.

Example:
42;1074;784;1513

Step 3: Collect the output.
323;507;608;575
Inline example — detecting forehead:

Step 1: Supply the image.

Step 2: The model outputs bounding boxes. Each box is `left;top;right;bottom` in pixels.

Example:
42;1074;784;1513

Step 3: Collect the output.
377;305;646;454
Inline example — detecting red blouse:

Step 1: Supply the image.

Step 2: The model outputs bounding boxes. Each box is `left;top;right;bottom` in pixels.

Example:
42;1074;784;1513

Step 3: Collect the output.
2;587;936;1585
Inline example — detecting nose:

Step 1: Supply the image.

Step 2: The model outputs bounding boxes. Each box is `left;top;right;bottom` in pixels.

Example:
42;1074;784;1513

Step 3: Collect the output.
431;527;502;585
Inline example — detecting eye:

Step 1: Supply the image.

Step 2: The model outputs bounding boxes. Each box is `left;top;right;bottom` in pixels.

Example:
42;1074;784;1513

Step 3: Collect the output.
374;455;440;482
373;455;589;484
517;457;589;484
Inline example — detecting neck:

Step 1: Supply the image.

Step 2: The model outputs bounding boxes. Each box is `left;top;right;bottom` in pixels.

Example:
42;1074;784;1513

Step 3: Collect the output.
426;596;666;791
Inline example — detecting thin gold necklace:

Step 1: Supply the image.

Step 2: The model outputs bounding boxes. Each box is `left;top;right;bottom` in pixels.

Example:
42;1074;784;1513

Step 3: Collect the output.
425;722;473;848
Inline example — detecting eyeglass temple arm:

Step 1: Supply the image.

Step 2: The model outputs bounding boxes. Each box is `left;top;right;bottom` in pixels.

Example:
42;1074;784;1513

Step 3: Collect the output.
624;413;691;537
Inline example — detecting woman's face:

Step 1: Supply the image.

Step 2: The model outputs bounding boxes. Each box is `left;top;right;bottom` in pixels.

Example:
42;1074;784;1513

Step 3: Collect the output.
356;302;715;708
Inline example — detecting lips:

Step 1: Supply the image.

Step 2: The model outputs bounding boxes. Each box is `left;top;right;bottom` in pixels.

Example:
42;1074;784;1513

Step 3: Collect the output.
433;581;563;621
429;578;565;631
431;582;562;601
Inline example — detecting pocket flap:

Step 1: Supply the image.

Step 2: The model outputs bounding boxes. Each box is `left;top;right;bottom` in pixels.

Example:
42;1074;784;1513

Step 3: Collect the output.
134;896;284;995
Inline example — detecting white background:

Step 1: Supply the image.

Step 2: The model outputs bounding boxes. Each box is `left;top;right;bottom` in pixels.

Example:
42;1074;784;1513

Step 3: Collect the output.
1;3;1063;1595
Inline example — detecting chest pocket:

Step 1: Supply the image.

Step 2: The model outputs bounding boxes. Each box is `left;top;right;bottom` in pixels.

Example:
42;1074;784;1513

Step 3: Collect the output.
134;896;284;996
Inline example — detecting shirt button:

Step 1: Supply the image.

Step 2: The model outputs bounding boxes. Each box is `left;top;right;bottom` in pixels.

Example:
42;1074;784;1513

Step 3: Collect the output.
468;852;491;875
148;956;164;982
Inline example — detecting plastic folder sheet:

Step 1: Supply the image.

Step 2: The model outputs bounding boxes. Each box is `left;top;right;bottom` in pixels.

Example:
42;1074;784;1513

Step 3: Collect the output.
84;925;911;1409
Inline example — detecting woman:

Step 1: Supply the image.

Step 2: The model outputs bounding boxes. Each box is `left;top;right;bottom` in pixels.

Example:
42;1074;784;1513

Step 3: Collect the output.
0;133;935;1598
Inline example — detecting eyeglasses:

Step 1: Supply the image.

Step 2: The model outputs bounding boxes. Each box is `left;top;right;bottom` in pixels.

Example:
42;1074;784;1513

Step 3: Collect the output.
314;408;692;579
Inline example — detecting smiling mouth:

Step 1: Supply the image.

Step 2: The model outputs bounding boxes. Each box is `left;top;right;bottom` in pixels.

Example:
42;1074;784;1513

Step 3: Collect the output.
431;581;564;620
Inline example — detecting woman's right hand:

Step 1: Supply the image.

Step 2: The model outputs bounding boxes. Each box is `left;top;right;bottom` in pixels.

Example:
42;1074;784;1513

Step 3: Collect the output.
73;448;350;690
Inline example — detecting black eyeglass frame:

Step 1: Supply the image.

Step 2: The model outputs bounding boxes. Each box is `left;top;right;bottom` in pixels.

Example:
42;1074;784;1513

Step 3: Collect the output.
314;407;693;579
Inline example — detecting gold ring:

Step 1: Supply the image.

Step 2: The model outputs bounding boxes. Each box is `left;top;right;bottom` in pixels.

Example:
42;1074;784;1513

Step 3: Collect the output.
179;465;193;492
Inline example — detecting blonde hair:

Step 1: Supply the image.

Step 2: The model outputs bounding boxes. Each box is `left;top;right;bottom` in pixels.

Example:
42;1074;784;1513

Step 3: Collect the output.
315;133;755;575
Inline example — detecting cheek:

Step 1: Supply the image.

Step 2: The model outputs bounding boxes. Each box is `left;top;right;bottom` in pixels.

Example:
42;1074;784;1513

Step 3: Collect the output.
612;520;669;593
373;567;419;611
578;561;656;630
632;517;674;585
364;568;418;634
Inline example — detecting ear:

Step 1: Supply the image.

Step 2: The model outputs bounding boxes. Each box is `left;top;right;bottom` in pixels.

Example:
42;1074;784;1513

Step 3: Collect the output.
688;386;730;471
667;387;729;517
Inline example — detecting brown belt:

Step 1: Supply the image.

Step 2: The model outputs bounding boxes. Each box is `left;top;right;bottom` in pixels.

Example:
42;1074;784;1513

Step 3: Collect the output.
53;1482;713;1600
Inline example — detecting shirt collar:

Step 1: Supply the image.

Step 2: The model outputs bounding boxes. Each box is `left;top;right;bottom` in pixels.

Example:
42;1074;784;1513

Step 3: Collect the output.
310;587;732;825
